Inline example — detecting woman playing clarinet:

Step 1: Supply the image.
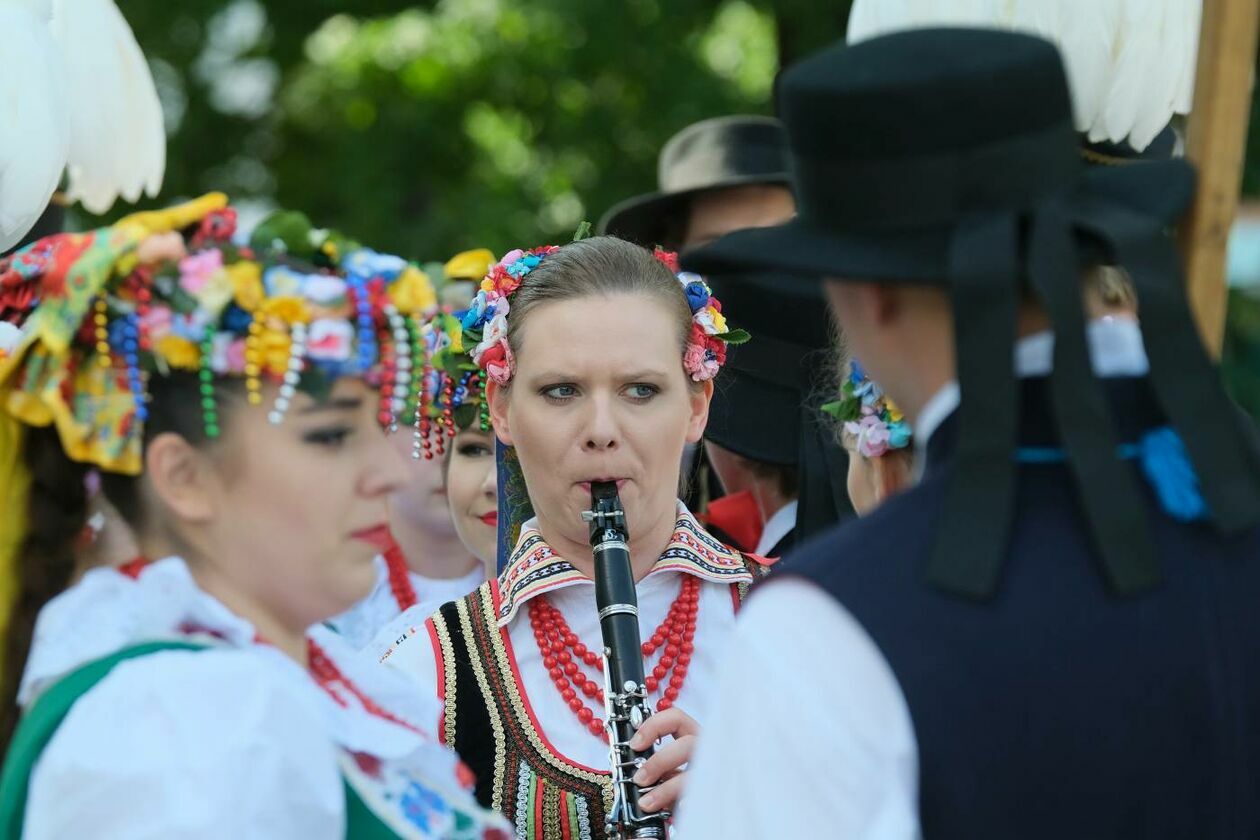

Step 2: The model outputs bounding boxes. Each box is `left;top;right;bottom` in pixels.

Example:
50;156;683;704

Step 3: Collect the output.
380;237;770;838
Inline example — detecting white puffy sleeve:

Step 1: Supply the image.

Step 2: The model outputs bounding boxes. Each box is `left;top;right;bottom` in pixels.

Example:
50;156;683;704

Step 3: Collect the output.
24;648;344;840
676;577;922;840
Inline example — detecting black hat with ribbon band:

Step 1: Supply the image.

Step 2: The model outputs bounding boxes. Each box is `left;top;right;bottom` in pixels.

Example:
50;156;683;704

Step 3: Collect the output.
702;269;852;539
681;27;1260;600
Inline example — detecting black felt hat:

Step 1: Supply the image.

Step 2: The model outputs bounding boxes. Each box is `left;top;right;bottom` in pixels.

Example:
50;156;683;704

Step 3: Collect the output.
703;269;851;537
684;28;1260;599
598;116;791;247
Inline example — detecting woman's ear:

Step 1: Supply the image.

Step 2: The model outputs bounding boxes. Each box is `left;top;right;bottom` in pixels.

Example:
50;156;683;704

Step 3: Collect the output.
486;380;513;446
684;379;715;445
144;432;216;523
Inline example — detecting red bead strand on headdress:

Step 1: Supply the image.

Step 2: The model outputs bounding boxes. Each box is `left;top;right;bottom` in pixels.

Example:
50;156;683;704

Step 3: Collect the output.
307;638;421;734
383;539;419;612
526;575;700;740
130;268;153;352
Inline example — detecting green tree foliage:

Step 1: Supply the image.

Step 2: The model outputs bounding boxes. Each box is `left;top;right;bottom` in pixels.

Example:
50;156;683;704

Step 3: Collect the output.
93;2;1260;411
110;0;794;259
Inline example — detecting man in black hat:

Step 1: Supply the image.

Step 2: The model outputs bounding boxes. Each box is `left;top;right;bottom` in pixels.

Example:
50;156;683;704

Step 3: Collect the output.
702;269;850;557
676;28;1260;838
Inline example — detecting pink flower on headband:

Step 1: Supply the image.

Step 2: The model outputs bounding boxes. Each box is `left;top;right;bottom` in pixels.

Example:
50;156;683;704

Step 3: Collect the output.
178;249;223;295
480;338;515;385
847;415;893;458
684;323;724;382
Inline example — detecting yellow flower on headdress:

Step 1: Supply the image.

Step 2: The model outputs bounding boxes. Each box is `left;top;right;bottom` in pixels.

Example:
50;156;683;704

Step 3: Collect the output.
260;329;293;374
155;336;200;371
389;266;437;315
444;249;496;281
886;400;904;423
258;296;311;326
705;306;728;334
228;262;265;312
194;270;234;321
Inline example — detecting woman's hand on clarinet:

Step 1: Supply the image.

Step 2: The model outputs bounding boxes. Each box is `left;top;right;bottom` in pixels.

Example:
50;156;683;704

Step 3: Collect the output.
628;706;700;814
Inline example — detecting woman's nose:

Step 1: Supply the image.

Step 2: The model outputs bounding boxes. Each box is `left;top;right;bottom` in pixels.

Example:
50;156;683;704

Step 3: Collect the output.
582;397;620;452
361;426;410;498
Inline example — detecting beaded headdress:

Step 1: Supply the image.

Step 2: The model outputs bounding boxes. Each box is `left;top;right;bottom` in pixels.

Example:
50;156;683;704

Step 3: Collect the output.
823;359;912;458
414;305;495;461
0;193;437;477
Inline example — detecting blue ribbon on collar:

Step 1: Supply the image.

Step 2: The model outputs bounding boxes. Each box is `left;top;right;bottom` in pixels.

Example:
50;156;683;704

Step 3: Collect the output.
1016;426;1209;523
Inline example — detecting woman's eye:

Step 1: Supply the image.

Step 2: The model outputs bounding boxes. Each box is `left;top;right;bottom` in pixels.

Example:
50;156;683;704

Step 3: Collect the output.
303;427;353;448
625;383;659;401
542;384;578;402
457;443;493;458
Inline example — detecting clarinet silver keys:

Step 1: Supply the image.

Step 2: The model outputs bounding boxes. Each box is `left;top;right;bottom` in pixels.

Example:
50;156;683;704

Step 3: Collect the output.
582;481;670;839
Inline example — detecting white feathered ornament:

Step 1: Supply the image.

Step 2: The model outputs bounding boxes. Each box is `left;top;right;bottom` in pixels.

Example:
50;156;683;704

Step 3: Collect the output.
0;0;165;252
846;0;1202;153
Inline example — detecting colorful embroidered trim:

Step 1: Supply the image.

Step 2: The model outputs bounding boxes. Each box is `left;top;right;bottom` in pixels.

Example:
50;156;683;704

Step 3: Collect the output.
495;506;752;627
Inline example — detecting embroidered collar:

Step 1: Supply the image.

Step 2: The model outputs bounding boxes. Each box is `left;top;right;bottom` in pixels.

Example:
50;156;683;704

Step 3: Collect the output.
495;503;751;627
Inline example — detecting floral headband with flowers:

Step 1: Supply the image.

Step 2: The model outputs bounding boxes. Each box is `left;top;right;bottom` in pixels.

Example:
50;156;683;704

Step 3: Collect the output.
822;358;912;458
461;243;748;387
414;261;500;461
0;193;438;475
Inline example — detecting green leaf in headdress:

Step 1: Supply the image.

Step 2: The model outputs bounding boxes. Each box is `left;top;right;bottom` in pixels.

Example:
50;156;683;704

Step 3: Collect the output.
453;403;478;431
572;221;592;242
316;229;361;269
250;210;315;255
296;366;335;403
714;328;751;345
438;351;471;379
820;400;843;419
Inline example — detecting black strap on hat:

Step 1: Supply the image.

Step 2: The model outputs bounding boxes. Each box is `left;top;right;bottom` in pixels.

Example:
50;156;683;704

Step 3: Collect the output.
1027;201;1159;592
929;171;1260;600
797;392;852;542
925;214;1020;597
1071;196;1260;532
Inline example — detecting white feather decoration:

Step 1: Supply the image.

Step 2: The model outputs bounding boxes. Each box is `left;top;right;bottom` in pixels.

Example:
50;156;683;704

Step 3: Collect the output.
47;0;165;214
846;0;1201;152
0;3;69;252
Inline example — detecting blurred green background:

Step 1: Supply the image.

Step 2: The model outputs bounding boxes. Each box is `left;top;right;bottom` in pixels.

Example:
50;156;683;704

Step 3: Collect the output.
99;0;1260;411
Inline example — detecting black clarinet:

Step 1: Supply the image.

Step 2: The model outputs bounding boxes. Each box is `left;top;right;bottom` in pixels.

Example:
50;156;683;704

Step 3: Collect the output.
583;481;670;839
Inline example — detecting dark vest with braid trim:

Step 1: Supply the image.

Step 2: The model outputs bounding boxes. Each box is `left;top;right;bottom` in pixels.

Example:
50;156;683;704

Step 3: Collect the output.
787;377;1260;838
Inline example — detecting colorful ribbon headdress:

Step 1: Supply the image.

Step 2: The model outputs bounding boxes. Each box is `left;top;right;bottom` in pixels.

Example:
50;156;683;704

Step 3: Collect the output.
0;194;439;610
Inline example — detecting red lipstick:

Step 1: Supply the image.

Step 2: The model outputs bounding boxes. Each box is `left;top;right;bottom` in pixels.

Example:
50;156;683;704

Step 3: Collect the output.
351;523;393;550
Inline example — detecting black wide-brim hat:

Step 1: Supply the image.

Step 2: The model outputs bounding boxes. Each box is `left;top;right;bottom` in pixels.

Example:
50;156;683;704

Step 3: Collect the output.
703;270;830;464
702;269;852;537
684;27;1260;600
599;116;791;247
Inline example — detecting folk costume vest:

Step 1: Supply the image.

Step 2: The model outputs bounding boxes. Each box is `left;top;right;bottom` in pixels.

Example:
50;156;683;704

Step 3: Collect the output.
426;509;769;838
791;378;1260;837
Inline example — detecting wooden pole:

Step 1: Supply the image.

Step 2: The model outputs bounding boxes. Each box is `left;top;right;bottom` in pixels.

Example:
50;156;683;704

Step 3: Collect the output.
1180;0;1260;356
